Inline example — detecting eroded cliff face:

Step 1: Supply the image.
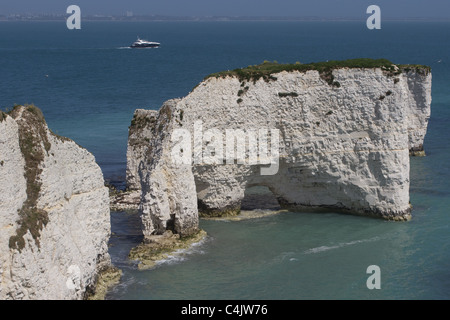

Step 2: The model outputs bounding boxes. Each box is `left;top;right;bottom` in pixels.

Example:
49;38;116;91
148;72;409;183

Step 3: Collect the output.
0;106;112;300
403;69;432;155
128;61;431;239
126;109;159;191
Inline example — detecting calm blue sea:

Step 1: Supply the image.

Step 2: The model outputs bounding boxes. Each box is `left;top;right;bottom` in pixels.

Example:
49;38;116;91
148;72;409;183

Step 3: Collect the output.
1;21;449;299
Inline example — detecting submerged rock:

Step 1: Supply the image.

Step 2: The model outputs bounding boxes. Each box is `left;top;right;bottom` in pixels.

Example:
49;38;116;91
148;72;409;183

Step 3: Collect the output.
129;229;207;270
127;59;431;239
85;266;122;300
0;105;113;300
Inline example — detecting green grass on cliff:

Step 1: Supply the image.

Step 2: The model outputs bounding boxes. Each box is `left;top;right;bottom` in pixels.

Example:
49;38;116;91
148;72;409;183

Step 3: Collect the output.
205;58;431;84
8;104;50;251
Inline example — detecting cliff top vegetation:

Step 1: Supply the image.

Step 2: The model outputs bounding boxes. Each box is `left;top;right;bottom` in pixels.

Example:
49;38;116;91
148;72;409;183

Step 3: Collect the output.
205;58;431;83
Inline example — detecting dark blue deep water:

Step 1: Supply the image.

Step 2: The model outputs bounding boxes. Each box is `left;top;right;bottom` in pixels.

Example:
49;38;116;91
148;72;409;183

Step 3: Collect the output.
1;21;449;299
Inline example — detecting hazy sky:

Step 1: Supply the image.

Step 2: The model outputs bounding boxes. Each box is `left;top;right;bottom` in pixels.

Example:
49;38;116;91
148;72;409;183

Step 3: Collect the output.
1;0;449;18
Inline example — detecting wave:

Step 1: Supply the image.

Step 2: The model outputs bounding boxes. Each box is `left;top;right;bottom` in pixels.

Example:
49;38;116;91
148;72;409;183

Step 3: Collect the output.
303;236;381;255
271;237;381;263
272;251;298;264
104;272;141;299
154;236;209;267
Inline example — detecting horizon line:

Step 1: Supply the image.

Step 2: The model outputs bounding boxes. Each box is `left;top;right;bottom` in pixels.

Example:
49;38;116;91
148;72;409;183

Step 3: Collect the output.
2;14;450;22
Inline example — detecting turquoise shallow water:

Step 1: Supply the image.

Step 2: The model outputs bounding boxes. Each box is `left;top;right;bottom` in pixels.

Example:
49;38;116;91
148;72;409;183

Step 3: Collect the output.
1;21;449;299
107;205;449;299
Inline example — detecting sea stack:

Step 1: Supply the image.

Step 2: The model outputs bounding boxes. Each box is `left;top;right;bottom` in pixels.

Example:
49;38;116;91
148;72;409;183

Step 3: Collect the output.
127;59;431;239
0;105;116;300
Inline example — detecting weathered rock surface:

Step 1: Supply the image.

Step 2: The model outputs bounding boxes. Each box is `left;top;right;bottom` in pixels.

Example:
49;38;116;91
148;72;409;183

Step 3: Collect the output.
129;60;431;238
403;69;432;155
138;100;199;237
116;109;159;212
0;105;113;300
108;185;140;211
126;109;158;191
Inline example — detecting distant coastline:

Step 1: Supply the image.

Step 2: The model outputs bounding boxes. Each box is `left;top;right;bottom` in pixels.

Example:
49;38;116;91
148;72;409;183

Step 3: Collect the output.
1;14;449;22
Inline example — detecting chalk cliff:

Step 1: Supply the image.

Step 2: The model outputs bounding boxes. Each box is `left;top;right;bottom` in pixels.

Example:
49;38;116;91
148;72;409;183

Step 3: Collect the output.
126;109;159;192
0;105;113;300
127;59;431;239
109;109;159;211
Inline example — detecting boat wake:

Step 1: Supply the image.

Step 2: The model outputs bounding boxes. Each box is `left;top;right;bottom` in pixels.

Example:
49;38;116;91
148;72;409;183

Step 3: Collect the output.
117;47;160;50
303;236;381;254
